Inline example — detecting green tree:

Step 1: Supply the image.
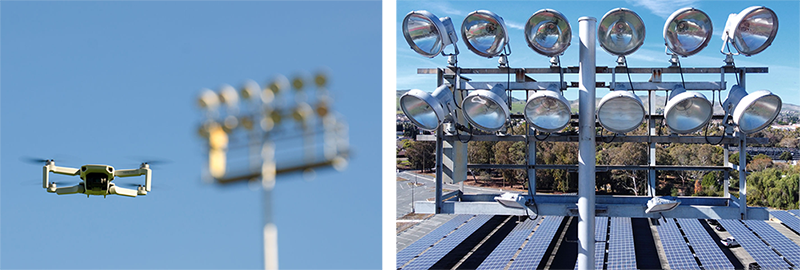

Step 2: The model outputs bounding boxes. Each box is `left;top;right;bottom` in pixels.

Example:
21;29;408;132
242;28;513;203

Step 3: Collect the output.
405;141;435;172
780;151;793;161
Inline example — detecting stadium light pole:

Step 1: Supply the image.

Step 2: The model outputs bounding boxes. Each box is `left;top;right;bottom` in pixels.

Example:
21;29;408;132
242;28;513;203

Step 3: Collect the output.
577;16;596;270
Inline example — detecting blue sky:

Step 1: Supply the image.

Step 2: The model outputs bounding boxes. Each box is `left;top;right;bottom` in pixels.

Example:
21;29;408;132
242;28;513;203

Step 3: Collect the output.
1;1;380;269
396;0;800;105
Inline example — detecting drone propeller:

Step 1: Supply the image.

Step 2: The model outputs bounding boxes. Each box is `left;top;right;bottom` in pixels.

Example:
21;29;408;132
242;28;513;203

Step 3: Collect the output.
21;157;54;164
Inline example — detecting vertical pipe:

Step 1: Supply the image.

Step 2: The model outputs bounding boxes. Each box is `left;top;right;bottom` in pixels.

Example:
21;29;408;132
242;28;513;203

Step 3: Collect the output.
739;134;747;219
435;124;444;214
261;142;278;270
577;16;596;270
648;90;657;197
528;126;537;199
724;146;730;199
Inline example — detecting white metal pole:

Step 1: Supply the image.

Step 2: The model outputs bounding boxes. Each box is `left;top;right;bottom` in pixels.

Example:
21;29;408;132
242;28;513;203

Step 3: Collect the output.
577;16;597;270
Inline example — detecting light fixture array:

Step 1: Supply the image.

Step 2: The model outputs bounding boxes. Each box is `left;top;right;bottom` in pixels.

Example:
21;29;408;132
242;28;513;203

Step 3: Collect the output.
400;6;782;135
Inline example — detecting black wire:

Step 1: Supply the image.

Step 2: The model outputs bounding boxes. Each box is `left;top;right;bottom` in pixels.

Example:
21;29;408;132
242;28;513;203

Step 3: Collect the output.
533;129;550;141
601;127;617;143
726;43;740;85
525;195;539;220
678;59;686;88
625;58;634;92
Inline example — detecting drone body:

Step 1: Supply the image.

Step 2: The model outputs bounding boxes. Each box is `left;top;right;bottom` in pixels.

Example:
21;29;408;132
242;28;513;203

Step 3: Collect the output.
42;160;152;198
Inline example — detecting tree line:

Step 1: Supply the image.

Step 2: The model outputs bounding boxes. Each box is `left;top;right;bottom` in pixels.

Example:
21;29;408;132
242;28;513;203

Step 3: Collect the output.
398;120;800;210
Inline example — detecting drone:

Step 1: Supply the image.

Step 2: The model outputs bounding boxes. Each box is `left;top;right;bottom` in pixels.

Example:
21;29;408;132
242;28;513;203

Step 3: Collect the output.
41;160;152;198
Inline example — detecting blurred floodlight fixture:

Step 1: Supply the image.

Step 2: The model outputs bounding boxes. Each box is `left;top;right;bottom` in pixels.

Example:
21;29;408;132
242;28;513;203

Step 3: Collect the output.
598;8;645;57
218;84;239;107
664;85;713;134
524;84;571;132
722;85;782;134
721;6;778;56
664;8;713;57
402;10;459;58
524;9;571;57
198;88;219;109
461;10;510;58
462;84;511;132
597;87;645;134
399;84;456;131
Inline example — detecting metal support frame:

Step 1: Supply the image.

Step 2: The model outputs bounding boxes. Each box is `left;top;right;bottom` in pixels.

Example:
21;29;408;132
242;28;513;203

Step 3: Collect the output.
577;17;596;270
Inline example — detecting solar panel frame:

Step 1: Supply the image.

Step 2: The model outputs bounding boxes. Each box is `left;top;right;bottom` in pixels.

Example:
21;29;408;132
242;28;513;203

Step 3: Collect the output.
606;217;637;270
396;214;473;268
743;219;800;268
676;218;735;270
402;215;494;270
506;215;565;270
718;219;791;270
656;218;701;270
573;216;609;270
477;217;541;270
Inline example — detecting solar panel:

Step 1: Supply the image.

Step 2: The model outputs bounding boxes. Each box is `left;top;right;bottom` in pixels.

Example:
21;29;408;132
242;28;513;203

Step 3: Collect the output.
789;210;800;217
572;216;609;270
743;219;800;267
396;214;473;268
506;215;564;270
718;219;791;269
606;217;637;270
402;215;493;270
772;210;800;234
656;218;700;270
477;217;540;270
676;218;735;270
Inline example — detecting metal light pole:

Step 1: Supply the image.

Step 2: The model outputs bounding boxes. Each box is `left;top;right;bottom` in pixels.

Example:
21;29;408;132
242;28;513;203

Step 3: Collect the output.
577;16;596;270
197;72;349;270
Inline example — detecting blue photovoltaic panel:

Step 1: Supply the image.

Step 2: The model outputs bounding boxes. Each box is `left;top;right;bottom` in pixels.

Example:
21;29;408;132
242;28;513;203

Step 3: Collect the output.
606;217;636;270
718;219;790;269
507;215;564;270
789;210;800;217
743;219;800;267
402;215;493;270
477;217;540;270
772;210;800;234
396;214;473;268
676;218;735;270
657;218;700;270
573;216;609;270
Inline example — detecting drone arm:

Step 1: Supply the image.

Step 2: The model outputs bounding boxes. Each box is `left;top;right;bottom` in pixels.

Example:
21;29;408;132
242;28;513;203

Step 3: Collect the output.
43;163;79;189
54;184;84;195
115;166;152;192
108;186;138;197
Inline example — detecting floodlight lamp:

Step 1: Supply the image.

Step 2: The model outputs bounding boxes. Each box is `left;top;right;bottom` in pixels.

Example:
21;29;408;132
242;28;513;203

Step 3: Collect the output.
525;9;571;57
399;84;456;131
722;85;782;134
597;87;645;134
461;10;510;58
462;84;511;132
494;192;526;209
524;84;571;133
664;8;713;57
402;10;459;58
598;8;645;57
664;85;713;134
722;6;778;56
218;85;239;107
645;196;680;213
198;88;220;109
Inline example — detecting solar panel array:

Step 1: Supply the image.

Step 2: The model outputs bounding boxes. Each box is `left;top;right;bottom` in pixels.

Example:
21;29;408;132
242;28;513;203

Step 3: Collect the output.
676;218;735;270
718;219;791;269
606;217;636;270
402;215;493;270
506;215;564;270
743;219;800;267
656;218;700;270
396;214;473;268
789;210;800;217
573;216;609;270
477;217;540;270
772;210;800;234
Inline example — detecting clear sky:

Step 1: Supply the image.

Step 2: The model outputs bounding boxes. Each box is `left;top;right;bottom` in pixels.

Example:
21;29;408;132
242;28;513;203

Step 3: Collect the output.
396;0;800;105
1;1;381;269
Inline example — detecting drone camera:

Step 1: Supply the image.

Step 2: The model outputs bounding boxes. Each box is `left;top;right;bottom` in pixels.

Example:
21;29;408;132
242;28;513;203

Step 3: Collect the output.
79;165;116;195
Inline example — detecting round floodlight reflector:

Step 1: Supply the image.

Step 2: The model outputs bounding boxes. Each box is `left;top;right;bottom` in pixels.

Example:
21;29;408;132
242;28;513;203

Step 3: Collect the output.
597;90;645;134
462;84;510;132
598;8;646;56
734;90;781;134
663;8;713;57
524;9;572;57
664;86;712;134
725;6;778;56
461;10;509;58
399;85;454;131
403;10;447;58
524;88;571;132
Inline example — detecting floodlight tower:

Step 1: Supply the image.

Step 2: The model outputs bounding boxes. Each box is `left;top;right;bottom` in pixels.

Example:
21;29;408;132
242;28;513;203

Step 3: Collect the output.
197;71;349;270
